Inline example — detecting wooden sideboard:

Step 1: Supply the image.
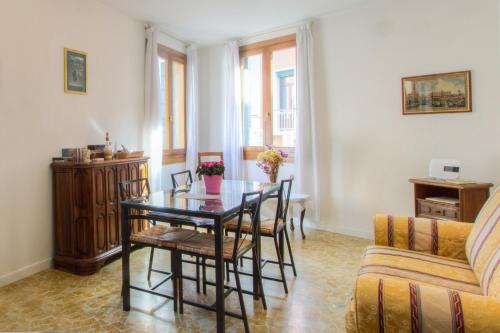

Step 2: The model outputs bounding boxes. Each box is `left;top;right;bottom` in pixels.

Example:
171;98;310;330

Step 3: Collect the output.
51;157;149;275
409;178;493;223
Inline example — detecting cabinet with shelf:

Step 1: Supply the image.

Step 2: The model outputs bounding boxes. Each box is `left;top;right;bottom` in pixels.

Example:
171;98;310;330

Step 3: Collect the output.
409;178;493;222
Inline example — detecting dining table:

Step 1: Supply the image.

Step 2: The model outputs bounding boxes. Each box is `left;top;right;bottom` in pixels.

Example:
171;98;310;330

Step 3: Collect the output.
120;179;280;333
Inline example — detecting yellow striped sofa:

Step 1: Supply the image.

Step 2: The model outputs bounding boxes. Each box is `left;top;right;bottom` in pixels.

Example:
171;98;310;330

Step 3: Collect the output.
346;188;500;333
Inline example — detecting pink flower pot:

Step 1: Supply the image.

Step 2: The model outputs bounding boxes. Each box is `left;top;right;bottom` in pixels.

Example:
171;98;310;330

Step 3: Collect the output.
203;175;223;194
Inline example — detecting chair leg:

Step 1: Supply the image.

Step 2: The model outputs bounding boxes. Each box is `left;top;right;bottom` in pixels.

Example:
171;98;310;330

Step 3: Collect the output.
178;253;184;314
233;261;249;333
147;247;155;281
171;250;178;313
274;236;288;294
202;258;207;294
196;256;200;293
253;248;267;310
284;227;297;277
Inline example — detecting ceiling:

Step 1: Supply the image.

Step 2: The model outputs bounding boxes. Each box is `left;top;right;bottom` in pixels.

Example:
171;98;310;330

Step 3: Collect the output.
100;0;369;45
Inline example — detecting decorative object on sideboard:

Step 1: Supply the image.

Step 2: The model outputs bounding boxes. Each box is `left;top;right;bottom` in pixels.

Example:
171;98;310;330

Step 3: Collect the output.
256;145;288;183
402;70;471;115
55;133;145;163
114;144;144;159
103;132;113;160
64;48;87;95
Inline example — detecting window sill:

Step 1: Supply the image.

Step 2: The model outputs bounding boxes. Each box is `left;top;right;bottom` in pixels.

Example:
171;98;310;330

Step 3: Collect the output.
162;150;186;165
243;146;294;163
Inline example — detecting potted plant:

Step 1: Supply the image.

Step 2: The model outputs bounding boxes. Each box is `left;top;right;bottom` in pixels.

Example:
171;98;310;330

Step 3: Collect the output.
196;161;225;194
256;145;288;183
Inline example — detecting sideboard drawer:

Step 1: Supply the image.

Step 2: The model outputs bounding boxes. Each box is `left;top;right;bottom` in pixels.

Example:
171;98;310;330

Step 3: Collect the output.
417;199;458;221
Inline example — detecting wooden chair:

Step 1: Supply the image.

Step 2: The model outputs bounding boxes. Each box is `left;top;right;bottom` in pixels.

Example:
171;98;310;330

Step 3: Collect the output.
119;178;198;311
225;177;296;293
176;190;267;333
198;151;224;164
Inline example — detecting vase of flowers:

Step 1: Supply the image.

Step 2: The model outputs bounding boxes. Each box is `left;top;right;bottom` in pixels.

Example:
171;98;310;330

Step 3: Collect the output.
196;161;225;194
256;145;288;183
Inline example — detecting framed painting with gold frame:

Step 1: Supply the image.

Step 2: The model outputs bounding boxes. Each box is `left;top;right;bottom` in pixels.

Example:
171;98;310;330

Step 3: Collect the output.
64;48;87;95
402;71;471;115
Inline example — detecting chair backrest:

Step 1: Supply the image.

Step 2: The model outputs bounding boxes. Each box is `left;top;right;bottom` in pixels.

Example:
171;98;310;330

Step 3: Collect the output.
119;177;150;201
198;151;224;164
273;176;294;234
171;170;194;189
232;190;264;260
465;187;500;297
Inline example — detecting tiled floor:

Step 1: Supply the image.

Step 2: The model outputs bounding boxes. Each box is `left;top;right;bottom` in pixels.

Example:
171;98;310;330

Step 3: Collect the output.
0;228;370;332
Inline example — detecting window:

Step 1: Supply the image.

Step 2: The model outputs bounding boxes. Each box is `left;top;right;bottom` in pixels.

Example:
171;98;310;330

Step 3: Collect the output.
240;34;296;160
158;45;186;164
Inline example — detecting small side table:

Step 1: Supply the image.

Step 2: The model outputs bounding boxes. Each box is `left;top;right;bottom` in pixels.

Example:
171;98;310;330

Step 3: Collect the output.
288;194;310;239
409;178;493;222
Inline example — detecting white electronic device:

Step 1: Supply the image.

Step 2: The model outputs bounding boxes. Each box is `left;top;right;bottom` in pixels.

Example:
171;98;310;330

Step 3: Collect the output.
429;159;461;180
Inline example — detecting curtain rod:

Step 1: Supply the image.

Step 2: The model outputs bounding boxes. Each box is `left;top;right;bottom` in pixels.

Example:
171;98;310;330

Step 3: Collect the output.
236;20;313;42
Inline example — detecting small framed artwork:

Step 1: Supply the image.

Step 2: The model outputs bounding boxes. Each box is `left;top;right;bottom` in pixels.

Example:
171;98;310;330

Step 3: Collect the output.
64;48;87;94
402;70;471;115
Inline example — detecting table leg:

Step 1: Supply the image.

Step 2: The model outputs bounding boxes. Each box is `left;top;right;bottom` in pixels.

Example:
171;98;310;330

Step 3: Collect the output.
289;204;295;231
121;205;131;311
214;216;225;333
300;207;306;239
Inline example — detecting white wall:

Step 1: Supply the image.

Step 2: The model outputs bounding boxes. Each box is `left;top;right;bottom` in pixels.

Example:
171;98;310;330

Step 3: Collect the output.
198;0;500;239
313;0;500;238
0;0;145;286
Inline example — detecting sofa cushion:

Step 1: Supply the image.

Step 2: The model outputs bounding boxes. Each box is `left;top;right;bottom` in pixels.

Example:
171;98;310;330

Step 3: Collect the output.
358;246;482;295
347;274;500;333
465;187;499;296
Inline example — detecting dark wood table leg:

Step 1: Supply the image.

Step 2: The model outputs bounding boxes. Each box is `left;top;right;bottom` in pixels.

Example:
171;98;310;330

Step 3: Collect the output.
300;207;306;239
290;217;295;231
214;216;225;333
253;204;261;300
121;205;131;311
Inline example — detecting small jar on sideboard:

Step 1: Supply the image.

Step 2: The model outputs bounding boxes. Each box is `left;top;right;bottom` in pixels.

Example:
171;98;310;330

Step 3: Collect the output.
51;157;149;275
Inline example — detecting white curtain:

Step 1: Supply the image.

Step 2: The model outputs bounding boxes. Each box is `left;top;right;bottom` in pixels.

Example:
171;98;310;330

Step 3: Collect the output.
144;27;164;192
222;41;243;179
185;45;199;173
294;22;320;221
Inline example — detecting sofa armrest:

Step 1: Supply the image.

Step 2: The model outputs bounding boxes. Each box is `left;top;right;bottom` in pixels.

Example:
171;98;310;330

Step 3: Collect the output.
347;274;500;333
373;214;473;261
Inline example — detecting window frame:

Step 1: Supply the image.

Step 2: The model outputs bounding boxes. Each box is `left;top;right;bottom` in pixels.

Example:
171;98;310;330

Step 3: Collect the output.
158;44;187;165
239;34;296;161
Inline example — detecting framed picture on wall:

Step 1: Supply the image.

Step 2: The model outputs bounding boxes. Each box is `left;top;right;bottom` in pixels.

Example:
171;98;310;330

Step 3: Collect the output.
402;71;471;115
64;48;87;94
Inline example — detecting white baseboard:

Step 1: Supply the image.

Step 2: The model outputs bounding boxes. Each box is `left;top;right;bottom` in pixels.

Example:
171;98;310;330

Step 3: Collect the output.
306;220;373;240
0;258;52;288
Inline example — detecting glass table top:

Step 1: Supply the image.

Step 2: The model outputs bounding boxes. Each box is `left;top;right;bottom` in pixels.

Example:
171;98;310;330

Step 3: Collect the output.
121;180;280;218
